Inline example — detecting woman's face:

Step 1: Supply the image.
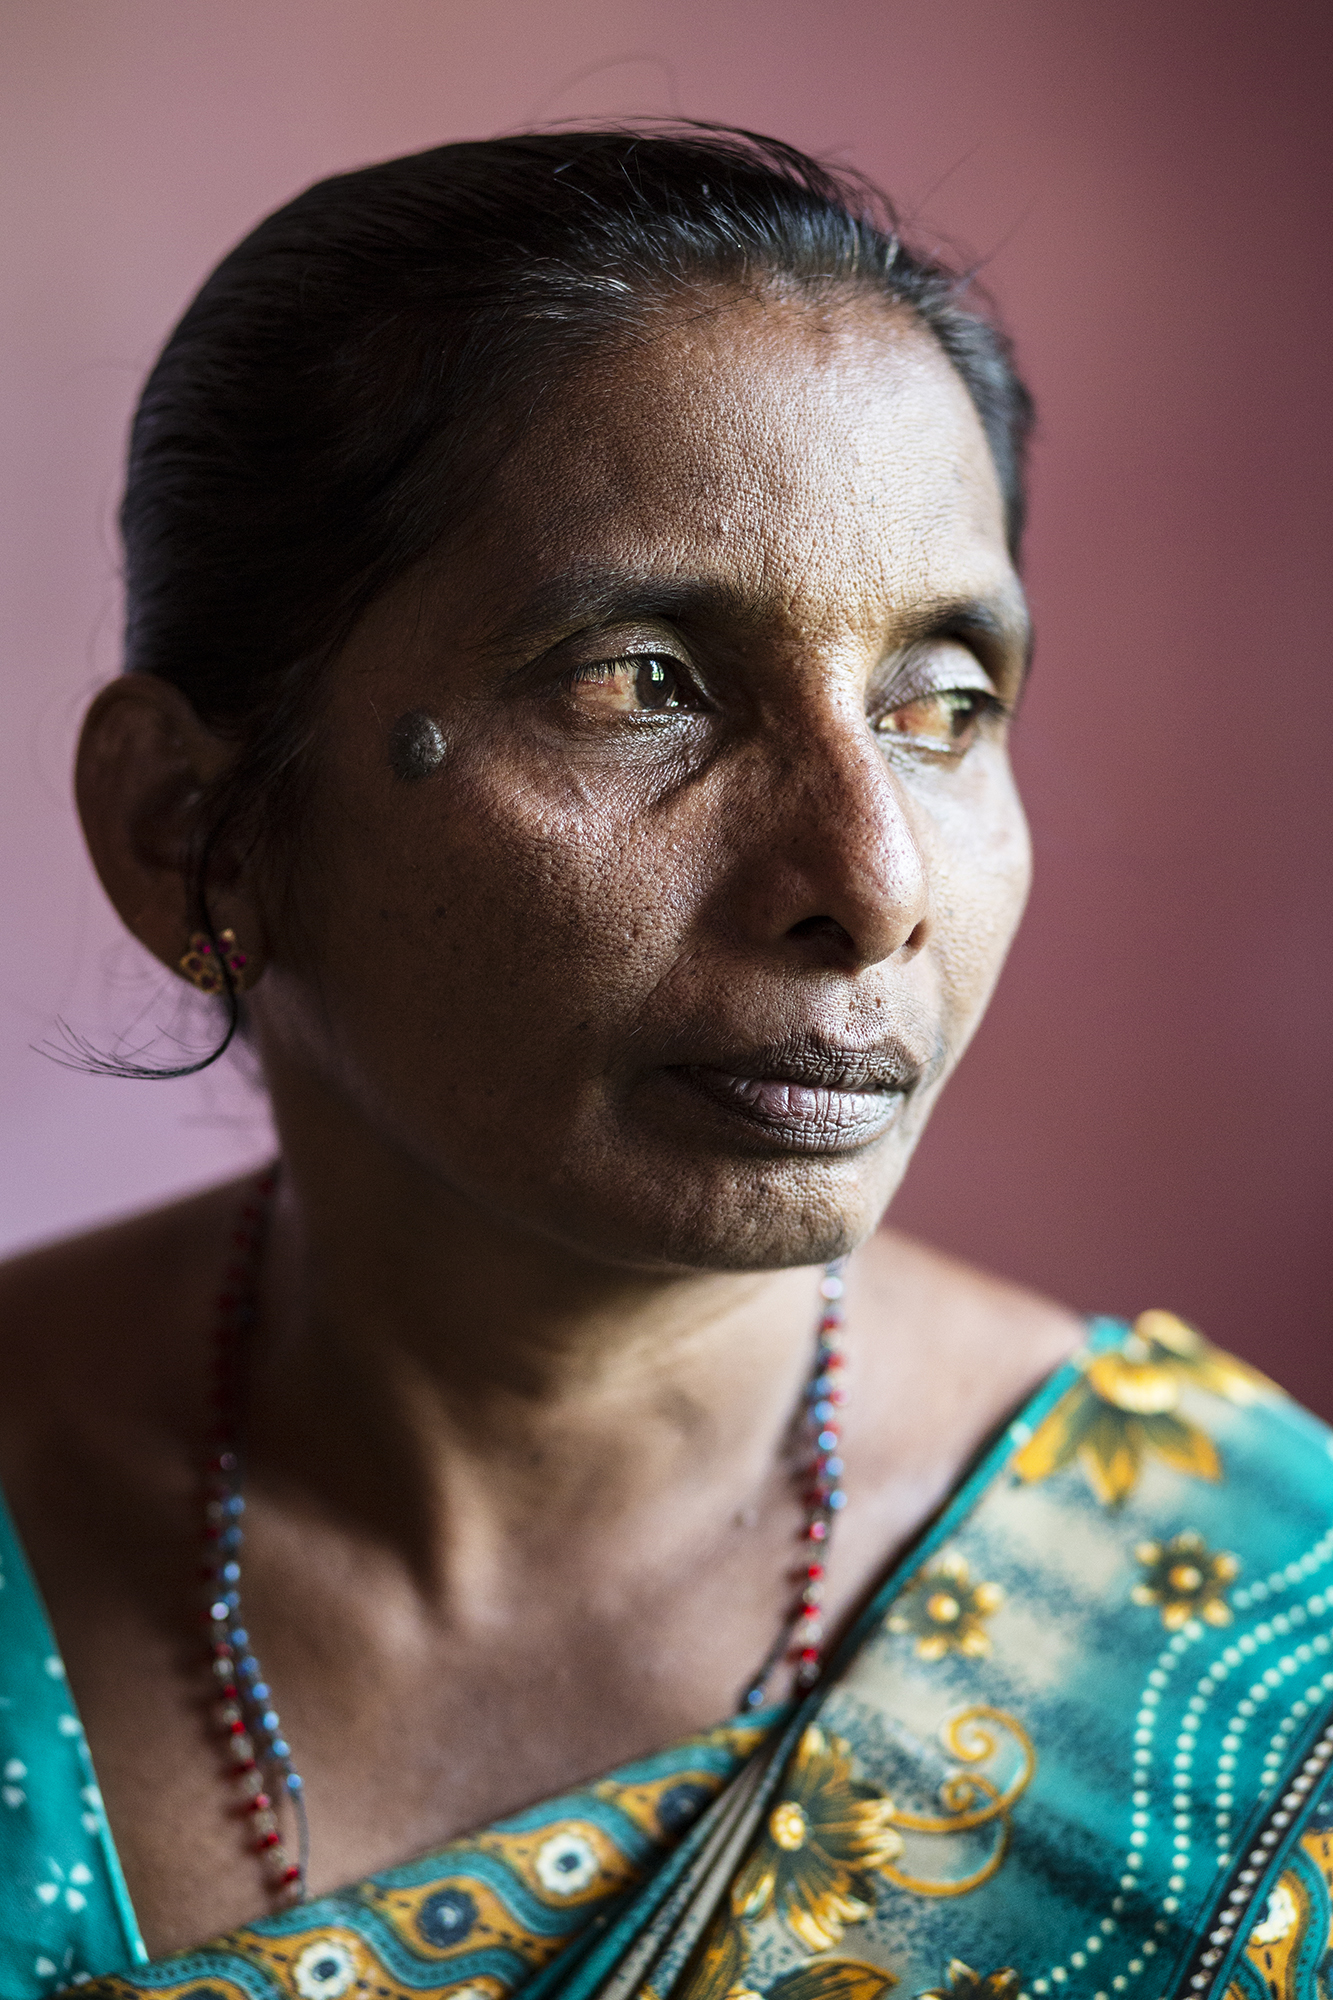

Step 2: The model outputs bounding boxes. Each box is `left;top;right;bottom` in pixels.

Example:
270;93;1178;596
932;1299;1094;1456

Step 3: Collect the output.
255;293;1032;1271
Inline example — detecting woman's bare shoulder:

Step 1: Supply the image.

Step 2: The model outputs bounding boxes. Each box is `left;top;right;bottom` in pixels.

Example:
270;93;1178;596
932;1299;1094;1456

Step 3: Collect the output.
849;1227;1086;1477
0;1176;252;1458
860;1226;1085;1354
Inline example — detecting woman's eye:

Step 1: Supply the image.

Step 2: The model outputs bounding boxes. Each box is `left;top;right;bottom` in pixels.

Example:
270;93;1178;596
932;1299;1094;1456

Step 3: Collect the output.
567;655;693;717
877;688;1002;756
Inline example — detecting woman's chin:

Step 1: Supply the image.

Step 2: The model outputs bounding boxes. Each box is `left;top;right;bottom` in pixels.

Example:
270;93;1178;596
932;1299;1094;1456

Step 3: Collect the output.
520;1121;915;1276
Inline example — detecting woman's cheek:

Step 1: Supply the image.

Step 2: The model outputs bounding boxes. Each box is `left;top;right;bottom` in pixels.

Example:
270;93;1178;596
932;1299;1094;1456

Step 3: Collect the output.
919;760;1031;1040
435;776;685;1021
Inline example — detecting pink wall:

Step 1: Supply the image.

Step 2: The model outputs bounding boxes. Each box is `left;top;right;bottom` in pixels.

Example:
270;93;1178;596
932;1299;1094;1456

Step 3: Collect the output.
2;1;1329;1408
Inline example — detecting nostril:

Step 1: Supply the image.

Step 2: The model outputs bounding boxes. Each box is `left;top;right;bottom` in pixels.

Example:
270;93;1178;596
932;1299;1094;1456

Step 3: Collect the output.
787;914;855;948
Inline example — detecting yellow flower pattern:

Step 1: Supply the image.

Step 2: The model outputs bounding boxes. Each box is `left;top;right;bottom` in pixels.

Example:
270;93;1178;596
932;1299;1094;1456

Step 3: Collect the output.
887;1556;1004;1661
732;1727;905;1952
676;1910;894;2000
1130;1528;1239;1628
1013;1310;1272;1505
916;1963;1022;2000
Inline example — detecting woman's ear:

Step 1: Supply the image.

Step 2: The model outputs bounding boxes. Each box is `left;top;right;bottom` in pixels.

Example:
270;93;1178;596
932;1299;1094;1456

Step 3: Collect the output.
75;675;266;986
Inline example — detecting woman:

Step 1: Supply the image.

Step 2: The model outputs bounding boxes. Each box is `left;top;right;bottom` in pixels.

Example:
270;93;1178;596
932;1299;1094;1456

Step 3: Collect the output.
0;126;1328;2000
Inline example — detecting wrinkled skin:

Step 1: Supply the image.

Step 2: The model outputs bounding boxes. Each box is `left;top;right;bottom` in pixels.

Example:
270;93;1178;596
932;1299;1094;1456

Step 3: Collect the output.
258;293;1032;1270
0;291;1079;1951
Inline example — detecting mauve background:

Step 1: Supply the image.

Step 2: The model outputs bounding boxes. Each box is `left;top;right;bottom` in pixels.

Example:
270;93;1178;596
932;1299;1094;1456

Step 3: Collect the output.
1;1;1329;1409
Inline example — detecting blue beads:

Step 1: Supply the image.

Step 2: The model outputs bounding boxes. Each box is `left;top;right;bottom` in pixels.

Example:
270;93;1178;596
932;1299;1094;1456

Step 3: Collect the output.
817;1429;838;1452
203;1176;309;1903
814;1399;835;1423
824;1457;844;1477
828;1490;847;1510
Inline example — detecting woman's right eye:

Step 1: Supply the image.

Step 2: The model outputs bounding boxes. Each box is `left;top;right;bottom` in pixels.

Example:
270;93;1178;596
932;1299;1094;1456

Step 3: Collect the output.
566;655;694;717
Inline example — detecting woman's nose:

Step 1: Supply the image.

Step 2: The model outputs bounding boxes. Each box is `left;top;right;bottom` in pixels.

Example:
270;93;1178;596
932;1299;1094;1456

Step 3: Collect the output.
728;715;931;974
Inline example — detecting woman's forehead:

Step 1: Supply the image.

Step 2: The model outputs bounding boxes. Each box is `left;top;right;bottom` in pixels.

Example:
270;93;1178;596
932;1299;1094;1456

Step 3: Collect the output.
475;297;1016;643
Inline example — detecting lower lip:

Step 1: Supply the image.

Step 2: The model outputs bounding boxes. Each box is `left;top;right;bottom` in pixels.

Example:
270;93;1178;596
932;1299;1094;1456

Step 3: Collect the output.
667;1066;906;1152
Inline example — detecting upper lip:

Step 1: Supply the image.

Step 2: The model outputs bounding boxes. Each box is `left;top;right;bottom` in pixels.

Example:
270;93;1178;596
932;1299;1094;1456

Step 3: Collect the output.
671;1034;929;1096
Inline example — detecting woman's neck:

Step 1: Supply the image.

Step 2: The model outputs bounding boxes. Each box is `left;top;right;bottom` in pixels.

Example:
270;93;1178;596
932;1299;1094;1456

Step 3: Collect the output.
249;1133;833;1607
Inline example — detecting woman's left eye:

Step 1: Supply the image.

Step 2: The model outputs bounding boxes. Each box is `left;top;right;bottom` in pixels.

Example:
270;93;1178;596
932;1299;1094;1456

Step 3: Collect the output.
876;688;1004;755
567;655;694;717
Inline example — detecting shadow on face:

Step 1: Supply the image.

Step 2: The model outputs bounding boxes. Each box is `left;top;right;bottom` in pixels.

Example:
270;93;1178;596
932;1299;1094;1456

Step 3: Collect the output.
253;291;1033;1274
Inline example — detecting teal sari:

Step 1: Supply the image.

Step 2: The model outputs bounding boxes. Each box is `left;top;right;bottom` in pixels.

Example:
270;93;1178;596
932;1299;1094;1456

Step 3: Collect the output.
5;1314;1332;2000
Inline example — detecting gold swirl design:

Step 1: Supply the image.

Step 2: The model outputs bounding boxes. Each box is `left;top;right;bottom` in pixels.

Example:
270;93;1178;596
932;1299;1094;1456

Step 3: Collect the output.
881;1707;1035;1898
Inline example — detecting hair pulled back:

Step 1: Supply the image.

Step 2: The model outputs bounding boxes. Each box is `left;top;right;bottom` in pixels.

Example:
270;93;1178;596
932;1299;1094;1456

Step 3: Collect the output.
114;122;1034;1073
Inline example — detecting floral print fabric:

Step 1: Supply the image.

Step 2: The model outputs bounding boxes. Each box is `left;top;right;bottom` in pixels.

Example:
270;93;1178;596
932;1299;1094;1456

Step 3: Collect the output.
0;1490;144;1990
5;1315;1333;2000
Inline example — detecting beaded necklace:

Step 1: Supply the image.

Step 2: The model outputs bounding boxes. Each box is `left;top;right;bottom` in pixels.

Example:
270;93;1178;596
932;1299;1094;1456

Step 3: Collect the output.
197;1170;848;1907
201;1170;306;1902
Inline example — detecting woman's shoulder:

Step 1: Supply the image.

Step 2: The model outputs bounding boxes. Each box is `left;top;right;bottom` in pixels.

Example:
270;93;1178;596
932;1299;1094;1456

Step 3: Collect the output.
848;1227;1087;1482
859;1227;1086;1365
0;1178;249;1476
1013;1300;1333;1522
0;1174;246;1308
847;1228;1329;1542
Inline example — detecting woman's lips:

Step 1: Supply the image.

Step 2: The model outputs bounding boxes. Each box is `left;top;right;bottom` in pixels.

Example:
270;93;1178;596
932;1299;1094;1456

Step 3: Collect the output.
669;1064;908;1151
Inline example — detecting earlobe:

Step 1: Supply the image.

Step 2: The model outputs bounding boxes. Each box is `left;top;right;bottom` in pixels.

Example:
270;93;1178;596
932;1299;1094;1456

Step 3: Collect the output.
75;674;265;986
179;927;254;995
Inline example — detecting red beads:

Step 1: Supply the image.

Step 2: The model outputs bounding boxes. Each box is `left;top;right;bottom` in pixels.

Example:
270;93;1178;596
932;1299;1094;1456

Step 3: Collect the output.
739;1263;849;1710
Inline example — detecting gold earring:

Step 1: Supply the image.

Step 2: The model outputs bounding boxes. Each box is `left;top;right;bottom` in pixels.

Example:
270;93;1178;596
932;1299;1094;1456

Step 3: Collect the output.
179;927;249;995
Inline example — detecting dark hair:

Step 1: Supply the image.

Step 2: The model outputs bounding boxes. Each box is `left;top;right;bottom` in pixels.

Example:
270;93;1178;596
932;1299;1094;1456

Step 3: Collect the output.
106;122;1034;1075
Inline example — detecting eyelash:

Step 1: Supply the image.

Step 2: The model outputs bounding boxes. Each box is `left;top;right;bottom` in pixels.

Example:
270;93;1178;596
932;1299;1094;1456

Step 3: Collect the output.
567;656;681;684
566;654;697;711
877;686;1010;746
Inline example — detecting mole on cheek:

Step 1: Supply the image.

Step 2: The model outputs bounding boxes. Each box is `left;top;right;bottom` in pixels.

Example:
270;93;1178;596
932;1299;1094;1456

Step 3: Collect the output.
388;709;448;780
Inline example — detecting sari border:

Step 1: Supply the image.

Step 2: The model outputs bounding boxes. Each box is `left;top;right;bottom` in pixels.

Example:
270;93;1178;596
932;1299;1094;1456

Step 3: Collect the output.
1167;1698;1333;2000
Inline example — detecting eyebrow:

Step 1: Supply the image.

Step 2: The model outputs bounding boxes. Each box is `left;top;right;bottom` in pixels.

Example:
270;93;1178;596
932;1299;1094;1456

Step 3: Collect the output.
487;565;1033;677
486;567;759;659
889;595;1034;676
